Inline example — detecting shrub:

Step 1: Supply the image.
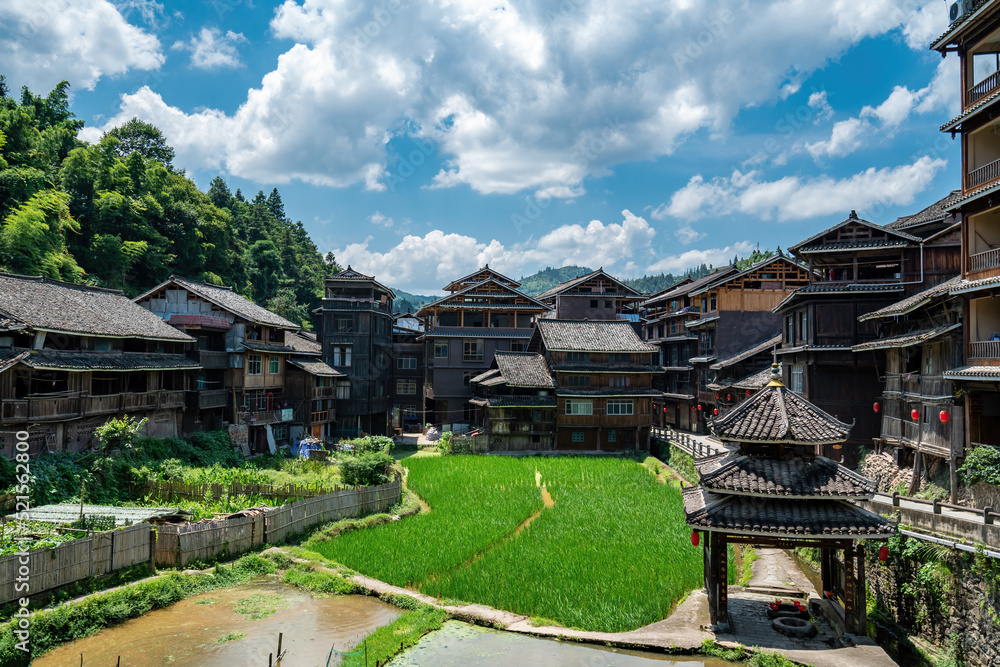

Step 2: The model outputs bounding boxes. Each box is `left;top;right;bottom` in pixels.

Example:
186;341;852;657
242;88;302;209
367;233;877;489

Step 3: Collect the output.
93;415;147;455
436;432;453;454
341;452;395;486
343;435;394;454
960;445;1000;486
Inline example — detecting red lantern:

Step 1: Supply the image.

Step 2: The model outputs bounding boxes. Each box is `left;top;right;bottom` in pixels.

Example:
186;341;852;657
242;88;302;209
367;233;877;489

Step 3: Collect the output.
713;408;719;415
873;402;880;413
746;390;751;397
940;410;949;423
676;404;681;409
663;407;667;413
878;545;889;562
715;393;720;399
697;404;702;411
911;409;920;420
691;531;700;547
727;394;732;401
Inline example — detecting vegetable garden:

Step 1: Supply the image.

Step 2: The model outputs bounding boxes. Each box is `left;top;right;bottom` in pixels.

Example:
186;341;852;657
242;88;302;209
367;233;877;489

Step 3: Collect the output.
312;455;703;633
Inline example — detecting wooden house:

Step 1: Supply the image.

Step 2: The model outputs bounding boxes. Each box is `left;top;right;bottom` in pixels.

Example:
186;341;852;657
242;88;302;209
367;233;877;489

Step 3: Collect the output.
283;330;345;442
469;351;558;450
853;277;964;500
705;334;782;417
317;267;395;437
391;313;425;433
778;206;962;464
136;276;305;452
686;255;811;431
530;319;659;450
417;266;550;429
0;273;196;457
933;6;1000;465
536;268;645;321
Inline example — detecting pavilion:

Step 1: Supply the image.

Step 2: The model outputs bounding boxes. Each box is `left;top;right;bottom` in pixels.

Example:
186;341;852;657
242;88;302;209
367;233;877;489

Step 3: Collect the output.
683;364;895;634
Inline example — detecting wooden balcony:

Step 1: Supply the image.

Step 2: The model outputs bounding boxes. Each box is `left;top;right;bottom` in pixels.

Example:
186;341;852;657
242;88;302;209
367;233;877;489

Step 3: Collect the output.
313;386;336;398
82;394;122;416
970;247;1000;273
970;340;1000;359
123;392;159;411
969;70;1000;107
1;400;27;423
968;157;1000;190
159;390;185;409
195;389;229;409
198;350;229;369
310;410;330;424
2;390;189;424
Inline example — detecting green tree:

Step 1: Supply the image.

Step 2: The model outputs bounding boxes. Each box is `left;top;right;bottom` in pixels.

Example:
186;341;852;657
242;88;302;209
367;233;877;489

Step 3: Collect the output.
0;189;82;280
103;117;175;166
266;287;308;328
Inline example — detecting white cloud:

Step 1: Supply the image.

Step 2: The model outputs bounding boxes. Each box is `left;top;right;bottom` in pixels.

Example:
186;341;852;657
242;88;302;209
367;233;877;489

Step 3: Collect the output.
646;242;755;274
675;223;705;245
84;0;947;195
369;211;393;228
808;91;834;123
804;57;958;160
0;0;163;92
172;27;248;70
659;156;947;223
335;209;658;293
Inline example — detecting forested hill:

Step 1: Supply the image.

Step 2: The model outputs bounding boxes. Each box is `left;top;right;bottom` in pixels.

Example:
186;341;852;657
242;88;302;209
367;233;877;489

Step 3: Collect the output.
0;78;335;329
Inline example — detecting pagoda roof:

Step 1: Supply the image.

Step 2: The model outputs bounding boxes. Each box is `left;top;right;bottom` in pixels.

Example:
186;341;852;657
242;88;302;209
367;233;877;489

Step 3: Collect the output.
732;362;782;391
416;277;550;316
682;487;895;539
695;454;875;499
709;365;851;445
492;351;556;389
536;267;643;301
443;264;521;292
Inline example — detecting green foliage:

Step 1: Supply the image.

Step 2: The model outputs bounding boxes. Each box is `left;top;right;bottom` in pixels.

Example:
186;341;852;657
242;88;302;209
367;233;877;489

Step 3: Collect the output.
0;520;79;556
102;117;175;166
0;189;82;280
340;606;448;667
960;445;1000;486
93;415;147;455
436;431;454;454
340;451;395;486
232;592;289;620
217;632;245;643
342;435;394;455
738;546;760;587
667;444;697;483
700;639;802;667
282;567;356;595
68;514;116;532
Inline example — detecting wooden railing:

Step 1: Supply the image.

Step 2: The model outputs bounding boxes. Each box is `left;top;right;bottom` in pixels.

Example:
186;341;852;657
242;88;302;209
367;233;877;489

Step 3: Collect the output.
197;389;229;409
0;400;27;422
970;247;1000;272
198;350;229;369
969;156;1000;189
310;410;329;423
969;70;1000;106
313;386;336;398
970;340;1000;359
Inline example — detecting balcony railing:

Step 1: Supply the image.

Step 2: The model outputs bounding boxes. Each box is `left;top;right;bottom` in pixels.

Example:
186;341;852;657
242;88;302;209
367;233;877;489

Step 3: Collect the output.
196;389;229;409
2;391;190;424
313;386;336;398
198;350;229;369
970;340;1000;359
968;157;1000;189
310;410;329;423
970;247;1000;272
969;70;1000;106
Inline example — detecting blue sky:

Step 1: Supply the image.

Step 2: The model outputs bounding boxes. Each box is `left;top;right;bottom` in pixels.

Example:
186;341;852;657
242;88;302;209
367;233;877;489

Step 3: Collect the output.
1;0;961;295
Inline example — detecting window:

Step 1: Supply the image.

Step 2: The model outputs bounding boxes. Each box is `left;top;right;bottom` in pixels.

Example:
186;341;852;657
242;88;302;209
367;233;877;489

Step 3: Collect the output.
336;382;351;399
590;299;598;308
94;339;112;352
566;375;591;386
609;376;631;387
565;399;593;415
397;379;417;394
567;351;590;362
397;356;417;369
609;353;631;362
434;342;449;358
332;346;352;367
607;430;617;443
606;400;634;415
335;317;353;333
790;365;804;393
463;339;484;362
785;316;794;344
247;354;262;375
269;356;280;374
799;310;808;342
572;431;585;443
463;371;475;387
509;341;526;352
196;375;208;390
710;294;717;311
272;424;289;441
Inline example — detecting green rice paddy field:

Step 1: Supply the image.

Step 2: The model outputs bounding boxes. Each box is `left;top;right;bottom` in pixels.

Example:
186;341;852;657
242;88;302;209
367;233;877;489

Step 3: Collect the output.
312;456;704;633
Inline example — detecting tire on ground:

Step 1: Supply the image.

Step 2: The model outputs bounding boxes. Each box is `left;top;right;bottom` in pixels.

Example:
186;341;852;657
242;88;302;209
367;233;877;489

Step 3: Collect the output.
771;616;817;638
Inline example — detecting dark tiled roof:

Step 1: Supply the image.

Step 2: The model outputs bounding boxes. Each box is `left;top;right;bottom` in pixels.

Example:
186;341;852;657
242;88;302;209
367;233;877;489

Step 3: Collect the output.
0;349;29;374
710;368;851;445
287;357;343;376
536;268;642;300
944;366;1000;381
888;192;962;230
471;368;501;383
640;268;738;307
550;363;662;373
710;334;781;370
774;283;903;312
144;276;298;329
682;487;895;538
417;277;549;316
931;0;992;51
732;363;782;391
688;255;807;296
950;275;1000;296
444;264;521;290
556;388;662;397
423;327;532;339
777;344;853;355
285;330;322;355
945;179;1000;210
0;273;193;341
696;455;875;499
469;395;557;408
851;323;962;352
494;351;555;388
685;315;719;328
656;335;698;342
796;240;912;253
788;214;920;254
0;317;25;332
242;341;295;354
536;320;656;352
859;277;962;321
689;355;717;364
662;365;694;372
22;350;200;371
663;392;696;400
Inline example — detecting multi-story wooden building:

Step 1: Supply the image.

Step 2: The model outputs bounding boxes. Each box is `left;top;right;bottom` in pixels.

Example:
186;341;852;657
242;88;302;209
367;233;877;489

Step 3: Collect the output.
777;208;961;463
283;329;345;442
532;319;659;450
469;351;558;450
933;4;1000;459
536;268;645;321
391;313;425;433
136;276;312;452
317;267;395;437
417;266;550;429
0;273;196;457
705;334;782;417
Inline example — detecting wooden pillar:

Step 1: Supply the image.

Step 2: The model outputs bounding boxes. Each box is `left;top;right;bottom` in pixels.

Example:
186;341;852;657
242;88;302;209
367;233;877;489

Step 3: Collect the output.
716;532;729;625
856;544;868;636
820;547;833;594
909;450;923;496
844;542;857;633
703;531;715;622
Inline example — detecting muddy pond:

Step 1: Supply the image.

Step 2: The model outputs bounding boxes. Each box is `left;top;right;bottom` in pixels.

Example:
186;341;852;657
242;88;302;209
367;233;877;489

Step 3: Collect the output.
35;581;399;666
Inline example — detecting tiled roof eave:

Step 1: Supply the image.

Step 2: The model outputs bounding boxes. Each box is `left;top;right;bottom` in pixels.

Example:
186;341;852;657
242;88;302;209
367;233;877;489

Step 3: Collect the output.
702;489;873;501
851;323;962;352
946;180;1000;210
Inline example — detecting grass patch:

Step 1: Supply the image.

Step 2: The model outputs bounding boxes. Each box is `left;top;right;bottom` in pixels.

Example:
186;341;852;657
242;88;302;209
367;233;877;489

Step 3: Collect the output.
738;546;760;587
667;444;697;483
217;632;245;643
0;552;277;665
282;567;356;595
340;605;449;667
701;639;805;666
232;592;290;620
